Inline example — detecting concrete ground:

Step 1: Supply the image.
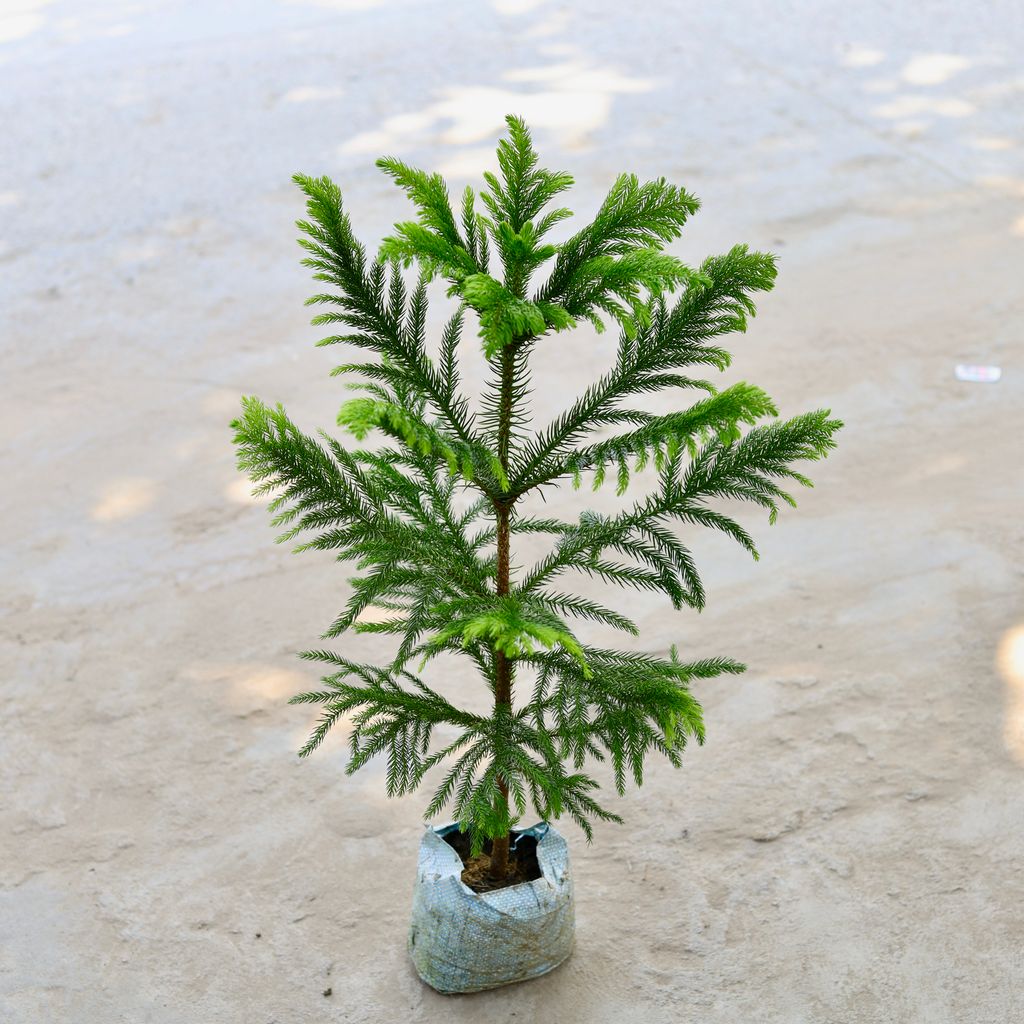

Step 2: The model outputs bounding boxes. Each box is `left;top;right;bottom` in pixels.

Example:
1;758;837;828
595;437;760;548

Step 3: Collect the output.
2;1;1023;1021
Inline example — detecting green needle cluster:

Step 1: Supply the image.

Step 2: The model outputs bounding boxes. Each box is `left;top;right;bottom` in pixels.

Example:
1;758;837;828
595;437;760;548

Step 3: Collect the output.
233;116;841;858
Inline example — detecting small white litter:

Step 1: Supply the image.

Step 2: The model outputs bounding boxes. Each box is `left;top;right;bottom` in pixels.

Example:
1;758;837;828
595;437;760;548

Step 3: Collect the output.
955;364;1002;382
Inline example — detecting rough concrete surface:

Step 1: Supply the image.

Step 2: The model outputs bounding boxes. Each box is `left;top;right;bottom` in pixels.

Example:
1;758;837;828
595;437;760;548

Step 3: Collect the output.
2;1;1024;1021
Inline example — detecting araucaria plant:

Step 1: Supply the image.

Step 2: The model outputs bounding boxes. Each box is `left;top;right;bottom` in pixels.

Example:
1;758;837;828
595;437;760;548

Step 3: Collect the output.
233;116;841;884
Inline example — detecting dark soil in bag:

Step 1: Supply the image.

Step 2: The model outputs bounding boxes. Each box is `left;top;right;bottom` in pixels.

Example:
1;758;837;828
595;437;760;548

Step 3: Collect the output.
443;829;543;893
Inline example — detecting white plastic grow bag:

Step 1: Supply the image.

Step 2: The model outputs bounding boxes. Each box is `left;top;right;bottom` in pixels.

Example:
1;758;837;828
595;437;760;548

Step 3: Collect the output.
408;822;575;993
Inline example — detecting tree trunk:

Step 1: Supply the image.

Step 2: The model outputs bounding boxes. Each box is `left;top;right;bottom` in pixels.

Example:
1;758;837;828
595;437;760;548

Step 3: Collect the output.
489;771;511;879
490;502;513;880
489;345;517;881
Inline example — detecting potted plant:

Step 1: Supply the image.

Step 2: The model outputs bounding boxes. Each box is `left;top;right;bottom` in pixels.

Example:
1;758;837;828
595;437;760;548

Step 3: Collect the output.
232;116;841;993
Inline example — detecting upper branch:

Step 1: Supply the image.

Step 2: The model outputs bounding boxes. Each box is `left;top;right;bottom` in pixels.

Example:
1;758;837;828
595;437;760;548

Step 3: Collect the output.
512;245;780;494
293;174;493;484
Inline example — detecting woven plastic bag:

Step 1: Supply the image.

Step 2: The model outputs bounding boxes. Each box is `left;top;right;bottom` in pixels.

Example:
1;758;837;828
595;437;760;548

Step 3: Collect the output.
408;822;575;993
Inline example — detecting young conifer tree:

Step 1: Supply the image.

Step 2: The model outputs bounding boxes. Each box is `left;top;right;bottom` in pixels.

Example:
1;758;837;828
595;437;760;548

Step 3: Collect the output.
233;116;841;881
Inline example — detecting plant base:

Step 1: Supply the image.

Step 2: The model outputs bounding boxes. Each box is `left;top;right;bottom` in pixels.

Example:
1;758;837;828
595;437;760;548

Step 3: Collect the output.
408;822;574;993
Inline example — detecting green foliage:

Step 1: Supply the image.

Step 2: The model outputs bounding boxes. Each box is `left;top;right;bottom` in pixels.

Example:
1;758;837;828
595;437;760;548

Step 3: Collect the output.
423;595;592;676
232;116;842;850
460;273;574;358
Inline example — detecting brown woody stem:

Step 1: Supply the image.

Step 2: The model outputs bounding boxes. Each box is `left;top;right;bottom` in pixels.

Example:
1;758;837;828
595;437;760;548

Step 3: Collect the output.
489;344;518;880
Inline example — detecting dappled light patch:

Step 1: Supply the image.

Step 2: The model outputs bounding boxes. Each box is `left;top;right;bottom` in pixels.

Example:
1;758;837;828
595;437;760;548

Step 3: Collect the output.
997;626;1024;764
839;45;886;69
968;135;1016;151
977;174;1024;197
901;54;971;87
185;660;309;704
91;477;157;522
354;604;408;626
492;0;546;15
224;477;264;505
871;95;975;120
339;59;653;159
0;0;51;44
